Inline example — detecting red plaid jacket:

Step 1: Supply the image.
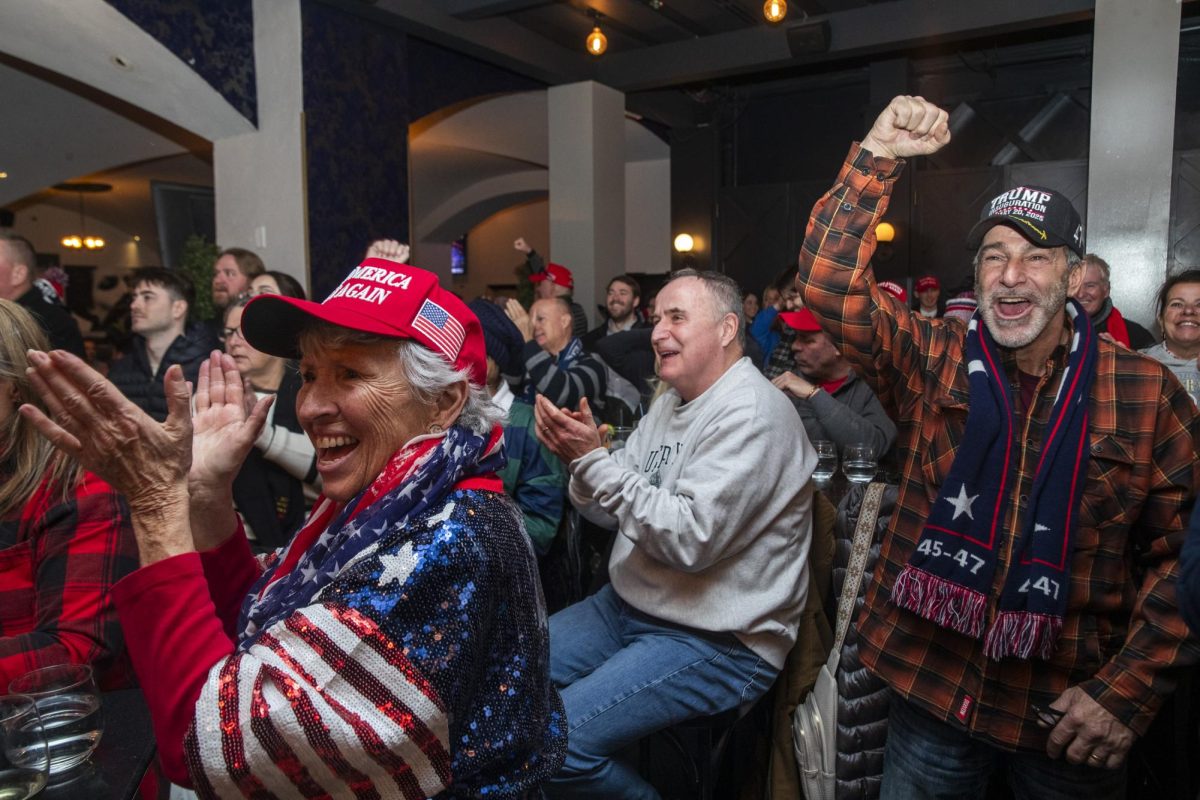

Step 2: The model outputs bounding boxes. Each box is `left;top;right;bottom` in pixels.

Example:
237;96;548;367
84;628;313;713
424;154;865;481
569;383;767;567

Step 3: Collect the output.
797;143;1200;751
0;470;137;689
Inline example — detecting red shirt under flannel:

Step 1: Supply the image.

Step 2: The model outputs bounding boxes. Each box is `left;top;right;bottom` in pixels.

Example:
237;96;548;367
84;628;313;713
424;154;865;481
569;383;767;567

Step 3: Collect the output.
797;143;1200;751
0;469;137;689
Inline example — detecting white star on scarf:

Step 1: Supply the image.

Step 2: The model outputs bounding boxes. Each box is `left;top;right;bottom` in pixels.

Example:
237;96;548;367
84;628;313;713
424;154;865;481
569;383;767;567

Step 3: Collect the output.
947;483;979;521
377;542;418;588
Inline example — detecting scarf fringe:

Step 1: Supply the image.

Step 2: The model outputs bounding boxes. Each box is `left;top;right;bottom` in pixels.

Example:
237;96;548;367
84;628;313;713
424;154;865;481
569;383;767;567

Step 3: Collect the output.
892;566;986;639
982;611;1062;660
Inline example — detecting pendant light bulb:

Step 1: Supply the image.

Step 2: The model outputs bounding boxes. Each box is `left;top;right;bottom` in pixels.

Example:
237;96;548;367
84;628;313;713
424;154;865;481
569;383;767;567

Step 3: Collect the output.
763;0;787;23
587;25;608;56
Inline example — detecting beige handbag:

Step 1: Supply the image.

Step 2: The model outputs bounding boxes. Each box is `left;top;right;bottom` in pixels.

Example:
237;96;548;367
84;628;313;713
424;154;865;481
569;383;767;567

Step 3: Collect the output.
792;482;885;800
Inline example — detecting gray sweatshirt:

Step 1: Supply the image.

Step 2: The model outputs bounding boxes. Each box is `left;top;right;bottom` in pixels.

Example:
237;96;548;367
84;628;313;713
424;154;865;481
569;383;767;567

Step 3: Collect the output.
1140;342;1200;409
568;357;815;668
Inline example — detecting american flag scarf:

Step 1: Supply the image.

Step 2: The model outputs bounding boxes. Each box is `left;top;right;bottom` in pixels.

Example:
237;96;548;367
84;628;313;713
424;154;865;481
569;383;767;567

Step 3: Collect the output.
891;300;1097;660
236;423;506;649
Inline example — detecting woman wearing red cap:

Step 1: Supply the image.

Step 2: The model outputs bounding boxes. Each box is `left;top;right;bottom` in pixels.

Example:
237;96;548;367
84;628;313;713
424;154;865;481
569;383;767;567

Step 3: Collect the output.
21;258;565;798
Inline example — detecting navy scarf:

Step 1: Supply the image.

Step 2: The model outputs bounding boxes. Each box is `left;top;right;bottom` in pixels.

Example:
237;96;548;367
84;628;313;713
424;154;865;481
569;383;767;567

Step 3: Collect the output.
892;300;1097;660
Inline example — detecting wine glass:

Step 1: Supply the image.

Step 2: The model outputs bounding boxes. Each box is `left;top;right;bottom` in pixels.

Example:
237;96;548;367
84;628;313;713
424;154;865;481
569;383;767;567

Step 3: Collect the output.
9;665;101;776
842;443;878;484
0;694;50;799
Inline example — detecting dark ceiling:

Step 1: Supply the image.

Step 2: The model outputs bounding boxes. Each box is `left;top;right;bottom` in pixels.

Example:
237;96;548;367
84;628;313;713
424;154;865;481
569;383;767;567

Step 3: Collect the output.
349;0;1099;95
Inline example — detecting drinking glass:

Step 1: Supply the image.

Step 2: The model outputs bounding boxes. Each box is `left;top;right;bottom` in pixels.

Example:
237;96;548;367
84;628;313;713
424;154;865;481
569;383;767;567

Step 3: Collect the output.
8;665;101;775
606;426;635;452
0;695;50;799
811;440;838;485
842;443;878;484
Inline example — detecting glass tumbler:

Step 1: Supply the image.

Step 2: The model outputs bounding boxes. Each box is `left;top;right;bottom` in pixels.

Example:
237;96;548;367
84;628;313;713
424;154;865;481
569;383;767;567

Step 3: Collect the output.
0;694;50;799
9;665;101;776
842;443;878;484
811;440;838;484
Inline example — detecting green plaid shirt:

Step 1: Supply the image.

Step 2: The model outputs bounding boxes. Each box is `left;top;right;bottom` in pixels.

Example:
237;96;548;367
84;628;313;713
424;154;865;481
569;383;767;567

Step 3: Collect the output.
798;143;1200;751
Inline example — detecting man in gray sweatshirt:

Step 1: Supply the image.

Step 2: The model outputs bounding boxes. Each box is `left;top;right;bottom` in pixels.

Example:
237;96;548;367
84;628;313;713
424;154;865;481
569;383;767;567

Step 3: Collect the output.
534;269;816;799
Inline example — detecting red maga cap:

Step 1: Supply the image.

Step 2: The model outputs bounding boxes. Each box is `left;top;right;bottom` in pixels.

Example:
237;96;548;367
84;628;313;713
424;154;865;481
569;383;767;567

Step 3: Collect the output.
778;308;823;332
241;257;487;385
878;280;908;303
529;263;574;290
915;275;940;292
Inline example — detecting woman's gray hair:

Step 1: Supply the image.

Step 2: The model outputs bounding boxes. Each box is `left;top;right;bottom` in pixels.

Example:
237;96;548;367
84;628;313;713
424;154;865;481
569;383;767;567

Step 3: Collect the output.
298;323;504;435
666;268;746;346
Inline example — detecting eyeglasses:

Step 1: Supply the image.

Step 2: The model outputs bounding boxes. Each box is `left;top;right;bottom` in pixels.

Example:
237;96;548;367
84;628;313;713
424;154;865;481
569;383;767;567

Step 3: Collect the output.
222;326;245;341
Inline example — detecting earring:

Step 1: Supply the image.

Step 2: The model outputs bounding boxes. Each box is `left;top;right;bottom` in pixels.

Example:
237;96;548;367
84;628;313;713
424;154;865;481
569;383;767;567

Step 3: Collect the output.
429;424;444;434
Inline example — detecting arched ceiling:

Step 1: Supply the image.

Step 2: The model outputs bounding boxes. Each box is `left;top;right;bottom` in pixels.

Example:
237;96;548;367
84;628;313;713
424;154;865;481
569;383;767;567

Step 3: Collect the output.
410;90;669;242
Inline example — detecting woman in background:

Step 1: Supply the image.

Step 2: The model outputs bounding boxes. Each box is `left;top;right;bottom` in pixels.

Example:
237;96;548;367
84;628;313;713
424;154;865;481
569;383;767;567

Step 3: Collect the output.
250;270;307;299
0;299;136;687
223;294;317;549
1141;269;1200;408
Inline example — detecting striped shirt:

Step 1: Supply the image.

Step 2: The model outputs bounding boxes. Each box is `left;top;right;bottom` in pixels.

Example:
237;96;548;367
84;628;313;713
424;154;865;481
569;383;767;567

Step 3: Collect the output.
797;143;1200;751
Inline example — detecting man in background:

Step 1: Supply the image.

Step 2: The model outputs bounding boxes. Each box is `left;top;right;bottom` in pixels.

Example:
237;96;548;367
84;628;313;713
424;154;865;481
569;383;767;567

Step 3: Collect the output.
0;233;85;357
915;274;941;318
515;236;588;336
770;307;895;459
1071;253;1154;349
211;247;264;316
109;267;218;421
583;274;649;351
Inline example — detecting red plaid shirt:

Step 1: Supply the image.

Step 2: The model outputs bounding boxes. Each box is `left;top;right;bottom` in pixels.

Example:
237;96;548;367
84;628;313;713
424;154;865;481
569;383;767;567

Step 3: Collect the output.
0;470;137;689
798;143;1200;751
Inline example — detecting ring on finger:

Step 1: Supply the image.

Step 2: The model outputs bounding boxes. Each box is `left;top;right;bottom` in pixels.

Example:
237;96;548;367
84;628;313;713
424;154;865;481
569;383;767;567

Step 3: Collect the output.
1088;753;1104;763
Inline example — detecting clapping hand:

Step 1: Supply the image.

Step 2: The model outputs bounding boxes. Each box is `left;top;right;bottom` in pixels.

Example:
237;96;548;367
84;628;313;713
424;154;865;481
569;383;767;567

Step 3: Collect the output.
505;298;534;342
189;352;273;550
21;350;195;564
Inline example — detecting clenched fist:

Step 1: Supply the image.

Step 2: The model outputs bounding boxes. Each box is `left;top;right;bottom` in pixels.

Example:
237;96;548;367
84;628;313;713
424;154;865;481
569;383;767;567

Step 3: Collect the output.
861;95;951;161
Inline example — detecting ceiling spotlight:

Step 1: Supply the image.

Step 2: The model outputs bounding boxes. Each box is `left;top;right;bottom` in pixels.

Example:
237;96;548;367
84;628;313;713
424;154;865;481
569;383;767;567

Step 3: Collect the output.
673;233;694;253
587;24;608;55
0;171;8;180
763;0;787;23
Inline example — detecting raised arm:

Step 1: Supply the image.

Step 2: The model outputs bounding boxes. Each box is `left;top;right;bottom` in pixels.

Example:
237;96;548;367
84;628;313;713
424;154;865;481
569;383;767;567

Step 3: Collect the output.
797;95;953;401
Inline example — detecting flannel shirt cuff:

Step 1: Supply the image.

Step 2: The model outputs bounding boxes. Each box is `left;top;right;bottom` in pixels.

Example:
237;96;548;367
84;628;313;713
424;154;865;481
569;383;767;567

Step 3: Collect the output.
842;142;905;190
1080;667;1162;737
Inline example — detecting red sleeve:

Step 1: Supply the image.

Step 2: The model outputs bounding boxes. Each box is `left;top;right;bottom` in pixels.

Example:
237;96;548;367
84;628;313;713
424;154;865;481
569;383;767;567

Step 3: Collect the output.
197;523;261;638
0;473;138;688
113;553;235;786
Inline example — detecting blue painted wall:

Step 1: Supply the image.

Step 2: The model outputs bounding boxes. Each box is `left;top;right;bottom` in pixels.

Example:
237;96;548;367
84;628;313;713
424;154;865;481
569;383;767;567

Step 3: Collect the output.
106;0;257;124
301;1;541;298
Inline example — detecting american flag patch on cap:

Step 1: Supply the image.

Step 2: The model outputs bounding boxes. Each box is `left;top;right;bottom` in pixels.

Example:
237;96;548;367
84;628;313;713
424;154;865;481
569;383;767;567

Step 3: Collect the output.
413;299;466;359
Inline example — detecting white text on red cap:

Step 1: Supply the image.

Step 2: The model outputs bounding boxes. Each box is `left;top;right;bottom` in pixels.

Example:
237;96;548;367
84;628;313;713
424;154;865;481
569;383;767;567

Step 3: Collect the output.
326;265;414;305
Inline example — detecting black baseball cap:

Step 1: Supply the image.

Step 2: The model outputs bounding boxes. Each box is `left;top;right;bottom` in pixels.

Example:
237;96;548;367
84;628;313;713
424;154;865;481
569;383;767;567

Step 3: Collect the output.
966;186;1085;258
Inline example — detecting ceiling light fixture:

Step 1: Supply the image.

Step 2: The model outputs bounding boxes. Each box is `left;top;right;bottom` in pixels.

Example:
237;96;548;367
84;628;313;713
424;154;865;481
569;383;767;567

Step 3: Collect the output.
763;0;787;23
55;182;111;251
0;171;8;180
673;233;694;253
586;23;608;55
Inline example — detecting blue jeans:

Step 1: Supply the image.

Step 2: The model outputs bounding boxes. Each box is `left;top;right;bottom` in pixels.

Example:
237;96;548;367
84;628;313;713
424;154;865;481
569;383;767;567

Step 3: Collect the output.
544;584;777;799
880;694;1126;800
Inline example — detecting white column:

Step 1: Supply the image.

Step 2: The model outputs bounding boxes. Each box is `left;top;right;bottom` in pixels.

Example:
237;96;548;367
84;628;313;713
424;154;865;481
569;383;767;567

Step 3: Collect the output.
213;0;309;291
1086;0;1181;326
548;81;626;328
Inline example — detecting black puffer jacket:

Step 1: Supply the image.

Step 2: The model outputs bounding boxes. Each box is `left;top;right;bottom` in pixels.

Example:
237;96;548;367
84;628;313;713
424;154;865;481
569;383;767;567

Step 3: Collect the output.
832;482;898;800
109;322;219;421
